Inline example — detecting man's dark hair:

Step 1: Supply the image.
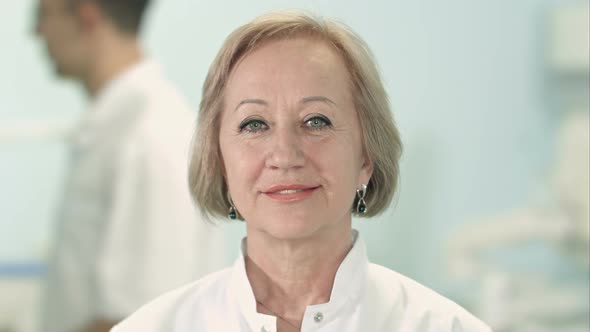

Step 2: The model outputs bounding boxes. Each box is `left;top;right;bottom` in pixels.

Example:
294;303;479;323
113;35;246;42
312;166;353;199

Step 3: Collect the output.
70;0;151;34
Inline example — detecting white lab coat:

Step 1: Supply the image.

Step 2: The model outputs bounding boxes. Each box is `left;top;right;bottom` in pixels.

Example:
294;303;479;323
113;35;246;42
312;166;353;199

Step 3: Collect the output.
41;60;224;332
112;230;492;332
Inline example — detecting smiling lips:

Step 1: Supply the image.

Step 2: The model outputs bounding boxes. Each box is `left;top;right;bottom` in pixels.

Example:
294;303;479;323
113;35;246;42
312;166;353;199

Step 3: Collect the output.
263;185;320;202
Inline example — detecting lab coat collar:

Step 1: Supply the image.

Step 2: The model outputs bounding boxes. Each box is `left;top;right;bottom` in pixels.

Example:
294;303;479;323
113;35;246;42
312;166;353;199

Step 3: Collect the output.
229;229;368;330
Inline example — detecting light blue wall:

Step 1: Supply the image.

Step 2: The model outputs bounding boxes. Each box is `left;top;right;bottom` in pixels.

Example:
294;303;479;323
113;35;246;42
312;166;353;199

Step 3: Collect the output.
0;1;83;263
0;0;578;301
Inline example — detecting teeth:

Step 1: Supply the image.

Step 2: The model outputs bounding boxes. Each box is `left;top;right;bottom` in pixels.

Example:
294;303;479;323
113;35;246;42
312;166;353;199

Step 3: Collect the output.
276;189;302;194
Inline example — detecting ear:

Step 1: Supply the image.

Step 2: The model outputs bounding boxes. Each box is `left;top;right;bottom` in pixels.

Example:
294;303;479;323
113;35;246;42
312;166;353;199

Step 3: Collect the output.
359;155;374;187
75;1;102;33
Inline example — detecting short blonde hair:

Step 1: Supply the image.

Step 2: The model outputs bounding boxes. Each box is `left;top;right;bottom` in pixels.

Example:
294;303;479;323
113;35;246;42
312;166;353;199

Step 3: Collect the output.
189;11;402;220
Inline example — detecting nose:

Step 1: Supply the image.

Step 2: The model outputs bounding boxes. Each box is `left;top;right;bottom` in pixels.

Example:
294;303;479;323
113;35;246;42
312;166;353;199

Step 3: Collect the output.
265;127;305;170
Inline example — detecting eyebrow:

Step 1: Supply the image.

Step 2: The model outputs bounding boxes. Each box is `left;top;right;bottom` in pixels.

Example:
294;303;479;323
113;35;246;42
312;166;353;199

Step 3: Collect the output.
234;99;268;112
234;96;337;112
301;96;337;106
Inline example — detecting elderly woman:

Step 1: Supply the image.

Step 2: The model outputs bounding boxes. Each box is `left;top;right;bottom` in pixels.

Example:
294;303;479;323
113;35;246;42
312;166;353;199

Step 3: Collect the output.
112;11;491;332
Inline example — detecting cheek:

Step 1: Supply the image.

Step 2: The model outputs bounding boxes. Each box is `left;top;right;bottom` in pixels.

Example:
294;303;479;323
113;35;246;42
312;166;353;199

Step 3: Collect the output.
313;131;362;169
306;135;363;189
220;134;265;192
49;23;72;44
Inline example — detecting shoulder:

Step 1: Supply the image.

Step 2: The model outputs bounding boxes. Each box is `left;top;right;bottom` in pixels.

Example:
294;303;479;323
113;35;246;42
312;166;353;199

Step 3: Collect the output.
108;62;195;132
111;268;232;332
133;63;193;115
131;77;195;153
366;263;491;332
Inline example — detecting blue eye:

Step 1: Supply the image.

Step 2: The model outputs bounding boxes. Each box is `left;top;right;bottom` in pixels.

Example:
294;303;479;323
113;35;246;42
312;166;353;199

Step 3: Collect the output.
239;119;268;133
305;116;331;130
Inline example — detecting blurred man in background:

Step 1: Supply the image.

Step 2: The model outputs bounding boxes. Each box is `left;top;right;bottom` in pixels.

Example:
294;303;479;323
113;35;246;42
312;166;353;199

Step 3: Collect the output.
34;1;222;331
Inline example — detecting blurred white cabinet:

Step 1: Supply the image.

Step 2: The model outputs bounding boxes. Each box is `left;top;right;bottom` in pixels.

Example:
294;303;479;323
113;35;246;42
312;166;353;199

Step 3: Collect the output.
0;273;42;332
549;4;590;72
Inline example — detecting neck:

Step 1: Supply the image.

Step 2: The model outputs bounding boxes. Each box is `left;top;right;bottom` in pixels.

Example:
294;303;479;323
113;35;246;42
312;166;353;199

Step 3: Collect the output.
82;33;143;98
245;223;353;323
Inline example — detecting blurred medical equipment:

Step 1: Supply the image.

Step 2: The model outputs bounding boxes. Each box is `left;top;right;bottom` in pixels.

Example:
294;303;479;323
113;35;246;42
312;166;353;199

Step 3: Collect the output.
448;4;589;332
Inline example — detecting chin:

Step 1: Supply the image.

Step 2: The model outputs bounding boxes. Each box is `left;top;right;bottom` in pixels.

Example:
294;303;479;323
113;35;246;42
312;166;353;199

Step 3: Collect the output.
257;212;334;241
48;58;75;79
54;65;73;79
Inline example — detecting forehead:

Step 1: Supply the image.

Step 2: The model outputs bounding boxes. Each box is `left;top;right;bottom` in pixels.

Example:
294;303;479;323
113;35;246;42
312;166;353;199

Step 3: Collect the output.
227;37;351;95
240;37;345;72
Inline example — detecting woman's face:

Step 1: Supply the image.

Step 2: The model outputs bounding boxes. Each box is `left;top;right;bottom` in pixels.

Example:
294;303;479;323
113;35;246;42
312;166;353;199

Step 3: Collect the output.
219;37;373;240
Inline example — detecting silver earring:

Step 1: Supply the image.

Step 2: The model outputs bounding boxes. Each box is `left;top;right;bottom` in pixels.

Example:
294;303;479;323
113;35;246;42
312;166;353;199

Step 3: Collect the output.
355;184;367;214
227;191;238;220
